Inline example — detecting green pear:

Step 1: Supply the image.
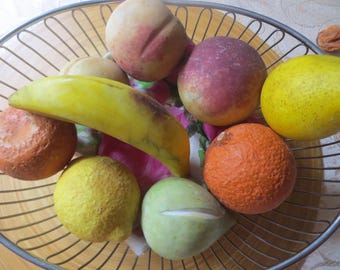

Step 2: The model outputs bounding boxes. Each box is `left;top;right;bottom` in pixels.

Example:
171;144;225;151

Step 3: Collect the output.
141;177;235;260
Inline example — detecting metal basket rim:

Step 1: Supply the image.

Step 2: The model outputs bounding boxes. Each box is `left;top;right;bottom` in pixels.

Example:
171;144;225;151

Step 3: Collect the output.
0;0;324;55
0;1;336;270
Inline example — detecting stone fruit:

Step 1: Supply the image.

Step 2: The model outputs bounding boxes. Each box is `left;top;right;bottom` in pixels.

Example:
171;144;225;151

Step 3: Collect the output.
9;75;190;177
203;123;296;214
60;56;129;84
261;54;340;140
141;177;235;260
54;156;140;242
105;0;189;82
178;36;267;126
0;106;77;180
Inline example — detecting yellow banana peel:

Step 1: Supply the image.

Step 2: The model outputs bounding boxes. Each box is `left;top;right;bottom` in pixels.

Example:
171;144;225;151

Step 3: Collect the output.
9;75;190;177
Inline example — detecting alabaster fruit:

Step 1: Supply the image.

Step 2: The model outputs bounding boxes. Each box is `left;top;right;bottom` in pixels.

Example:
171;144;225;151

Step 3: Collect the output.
203;123;297;215
0;106;77;180
54;156;141;242
178;36;267;126
141;177;235;260
105;0;189;82
9;76;190;177
261;54;340;140
60;56;129;84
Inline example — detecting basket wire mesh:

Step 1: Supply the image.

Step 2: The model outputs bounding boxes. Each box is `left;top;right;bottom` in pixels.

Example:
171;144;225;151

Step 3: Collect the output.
0;1;339;269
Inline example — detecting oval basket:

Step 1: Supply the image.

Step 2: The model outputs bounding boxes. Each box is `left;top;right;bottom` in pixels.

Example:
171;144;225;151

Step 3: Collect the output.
0;1;339;269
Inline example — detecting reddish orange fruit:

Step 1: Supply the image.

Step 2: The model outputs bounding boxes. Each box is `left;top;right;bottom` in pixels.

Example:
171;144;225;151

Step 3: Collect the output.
0;106;77;180
203;123;296;214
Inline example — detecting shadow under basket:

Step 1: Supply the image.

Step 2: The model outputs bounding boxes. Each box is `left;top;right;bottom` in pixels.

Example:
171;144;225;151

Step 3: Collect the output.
0;1;339;269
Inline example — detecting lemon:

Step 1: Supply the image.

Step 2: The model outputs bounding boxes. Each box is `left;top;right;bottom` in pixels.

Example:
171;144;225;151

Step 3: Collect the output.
261;54;340;140
54;156;140;242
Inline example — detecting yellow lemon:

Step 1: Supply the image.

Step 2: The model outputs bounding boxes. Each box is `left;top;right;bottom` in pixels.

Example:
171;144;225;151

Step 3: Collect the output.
261;54;340;140
54;156;140;242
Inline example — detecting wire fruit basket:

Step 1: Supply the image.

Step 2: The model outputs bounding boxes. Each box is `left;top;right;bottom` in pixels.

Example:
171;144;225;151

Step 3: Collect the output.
0;1;339;269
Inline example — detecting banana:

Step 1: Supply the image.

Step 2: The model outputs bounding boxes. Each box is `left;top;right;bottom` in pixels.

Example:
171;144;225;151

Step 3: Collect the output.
9;75;190;177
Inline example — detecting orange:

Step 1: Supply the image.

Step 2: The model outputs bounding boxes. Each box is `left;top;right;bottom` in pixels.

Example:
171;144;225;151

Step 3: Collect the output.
0;106;77;180
203;123;296;214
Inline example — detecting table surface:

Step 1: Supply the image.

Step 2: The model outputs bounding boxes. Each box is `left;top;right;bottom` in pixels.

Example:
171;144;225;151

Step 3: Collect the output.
0;0;339;269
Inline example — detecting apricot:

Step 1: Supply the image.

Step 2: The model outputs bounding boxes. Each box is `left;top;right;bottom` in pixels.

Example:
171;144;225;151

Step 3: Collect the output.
105;0;189;82
178;36;267;126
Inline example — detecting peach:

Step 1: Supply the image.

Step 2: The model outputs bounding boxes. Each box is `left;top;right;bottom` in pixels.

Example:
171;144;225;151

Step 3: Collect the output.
178;36;267;126
105;0;189;82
